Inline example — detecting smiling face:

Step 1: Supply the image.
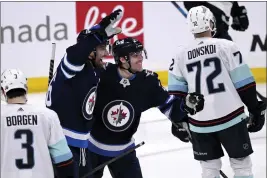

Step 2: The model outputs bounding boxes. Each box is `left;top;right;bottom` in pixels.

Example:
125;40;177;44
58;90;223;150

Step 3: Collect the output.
119;50;144;73
128;51;144;72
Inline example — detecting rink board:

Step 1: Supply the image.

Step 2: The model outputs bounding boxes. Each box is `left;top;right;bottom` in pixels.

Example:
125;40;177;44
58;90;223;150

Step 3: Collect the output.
1;2;266;93
27;68;266;93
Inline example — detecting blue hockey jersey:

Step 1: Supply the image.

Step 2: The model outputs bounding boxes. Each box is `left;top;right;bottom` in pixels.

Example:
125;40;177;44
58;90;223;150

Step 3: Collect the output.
46;35;103;148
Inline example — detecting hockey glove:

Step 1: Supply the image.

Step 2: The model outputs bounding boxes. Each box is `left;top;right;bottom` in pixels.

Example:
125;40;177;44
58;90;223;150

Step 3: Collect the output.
231;6;249;31
78;9;123;43
248;101;266;133
91;9;122;41
171;121;191;143
183;92;205;115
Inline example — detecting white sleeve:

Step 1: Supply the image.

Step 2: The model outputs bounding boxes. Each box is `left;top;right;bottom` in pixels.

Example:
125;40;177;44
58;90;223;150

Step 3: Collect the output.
168;52;188;95
224;42;255;90
47;111;73;164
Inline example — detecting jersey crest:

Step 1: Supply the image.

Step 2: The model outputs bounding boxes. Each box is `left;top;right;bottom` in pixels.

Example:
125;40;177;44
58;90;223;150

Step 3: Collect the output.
82;86;97;120
102;100;134;132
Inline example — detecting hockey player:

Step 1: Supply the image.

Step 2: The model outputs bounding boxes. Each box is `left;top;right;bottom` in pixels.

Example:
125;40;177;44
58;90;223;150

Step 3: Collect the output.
45;9;123;177
169;6;266;178
184;1;249;41
1;69;75;178
85;37;205;178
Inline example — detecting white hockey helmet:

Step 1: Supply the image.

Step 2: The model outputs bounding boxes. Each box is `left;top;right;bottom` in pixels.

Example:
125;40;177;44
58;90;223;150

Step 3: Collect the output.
187;5;216;34
1;69;28;94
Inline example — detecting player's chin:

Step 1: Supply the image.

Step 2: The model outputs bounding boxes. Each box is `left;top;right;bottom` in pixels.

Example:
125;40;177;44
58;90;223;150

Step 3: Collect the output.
132;65;143;72
95;58;105;68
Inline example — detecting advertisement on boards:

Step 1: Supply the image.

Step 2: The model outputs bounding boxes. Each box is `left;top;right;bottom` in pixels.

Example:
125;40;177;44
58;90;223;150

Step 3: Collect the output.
1;2;77;78
76;1;144;58
1;2;266;92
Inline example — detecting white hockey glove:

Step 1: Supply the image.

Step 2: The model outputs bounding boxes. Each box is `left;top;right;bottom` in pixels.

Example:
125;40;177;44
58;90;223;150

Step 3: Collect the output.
89;9;123;41
183;92;205;115
77;9;123;43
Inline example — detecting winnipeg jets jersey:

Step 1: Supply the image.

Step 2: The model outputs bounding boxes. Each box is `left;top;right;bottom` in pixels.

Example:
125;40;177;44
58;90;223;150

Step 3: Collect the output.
168;37;254;133
1;104;73;178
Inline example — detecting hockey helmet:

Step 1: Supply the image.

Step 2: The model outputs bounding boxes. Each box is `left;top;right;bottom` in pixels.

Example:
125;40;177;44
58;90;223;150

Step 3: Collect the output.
1;69;28;94
112;37;147;65
187;5;216;35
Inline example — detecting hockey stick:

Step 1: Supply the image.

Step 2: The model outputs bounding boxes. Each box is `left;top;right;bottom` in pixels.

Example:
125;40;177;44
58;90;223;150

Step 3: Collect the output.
80;141;145;178
170;119;228;178
48;43;56;86
171;1;187;18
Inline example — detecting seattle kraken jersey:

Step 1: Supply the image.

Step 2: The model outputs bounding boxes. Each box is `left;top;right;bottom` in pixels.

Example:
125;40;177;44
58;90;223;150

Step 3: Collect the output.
168;38;255;133
1;104;72;178
88;64;186;157
45;35;102;148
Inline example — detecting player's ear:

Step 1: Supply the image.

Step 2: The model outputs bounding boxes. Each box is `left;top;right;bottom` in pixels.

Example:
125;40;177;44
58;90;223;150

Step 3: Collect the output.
119;57;127;64
88;51;96;60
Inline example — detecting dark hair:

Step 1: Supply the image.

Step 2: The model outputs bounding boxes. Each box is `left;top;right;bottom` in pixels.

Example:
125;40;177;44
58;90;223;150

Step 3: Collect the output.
6;89;26;99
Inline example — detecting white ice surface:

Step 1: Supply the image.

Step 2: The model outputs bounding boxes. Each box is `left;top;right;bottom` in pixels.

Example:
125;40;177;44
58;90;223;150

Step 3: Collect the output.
22;84;266;178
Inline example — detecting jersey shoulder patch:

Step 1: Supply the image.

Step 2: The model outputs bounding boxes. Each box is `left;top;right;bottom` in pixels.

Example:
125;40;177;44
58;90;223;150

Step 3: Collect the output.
142;69;158;78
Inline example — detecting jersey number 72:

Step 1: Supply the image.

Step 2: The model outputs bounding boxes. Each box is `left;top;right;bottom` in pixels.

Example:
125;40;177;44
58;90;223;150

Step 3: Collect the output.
187;57;225;94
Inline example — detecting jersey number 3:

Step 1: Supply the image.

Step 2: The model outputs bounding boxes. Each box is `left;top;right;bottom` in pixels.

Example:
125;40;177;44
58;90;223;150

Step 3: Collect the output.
187;57;225;94
15;129;35;169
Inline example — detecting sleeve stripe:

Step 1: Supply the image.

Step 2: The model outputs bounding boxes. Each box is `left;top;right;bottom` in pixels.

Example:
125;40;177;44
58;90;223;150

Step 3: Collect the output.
168;85;188;93
63;53;85;72
49;139;73;164
233;76;255;89
52;152;73;164
60;63;75;79
158;95;175;110
168;72;187;83
168;91;187;97
57;159;73;167
237;82;256;92
168;72;188;93
230;64;253;84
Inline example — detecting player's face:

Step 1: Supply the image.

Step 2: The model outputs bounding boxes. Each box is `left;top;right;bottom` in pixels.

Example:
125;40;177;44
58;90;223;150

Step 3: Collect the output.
129;51;143;72
94;44;109;68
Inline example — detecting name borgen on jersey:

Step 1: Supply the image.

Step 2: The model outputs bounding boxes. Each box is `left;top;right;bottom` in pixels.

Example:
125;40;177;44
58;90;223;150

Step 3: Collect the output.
168;38;255;133
1;104;73;178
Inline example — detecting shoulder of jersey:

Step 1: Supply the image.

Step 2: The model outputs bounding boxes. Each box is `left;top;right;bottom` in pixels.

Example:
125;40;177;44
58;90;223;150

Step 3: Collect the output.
30;105;58;119
173;45;187;61
214;38;236;48
141;69;159;80
103;62;116;70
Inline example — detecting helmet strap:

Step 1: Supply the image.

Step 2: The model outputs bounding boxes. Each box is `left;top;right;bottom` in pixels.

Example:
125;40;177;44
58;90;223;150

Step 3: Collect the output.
118;55;137;74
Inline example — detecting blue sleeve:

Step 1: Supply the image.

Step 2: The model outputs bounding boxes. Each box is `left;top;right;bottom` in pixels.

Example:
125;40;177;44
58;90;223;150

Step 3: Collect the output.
229;64;255;90
59;34;103;80
49;139;73;164
168;56;188;97
158;95;187;122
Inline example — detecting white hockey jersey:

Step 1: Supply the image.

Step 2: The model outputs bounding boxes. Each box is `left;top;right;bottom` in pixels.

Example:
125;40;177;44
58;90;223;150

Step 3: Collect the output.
1;103;73;178
168;37;254;133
